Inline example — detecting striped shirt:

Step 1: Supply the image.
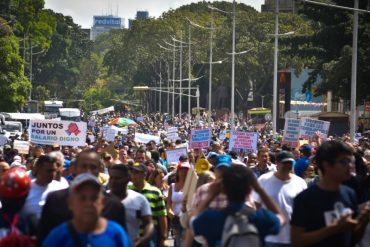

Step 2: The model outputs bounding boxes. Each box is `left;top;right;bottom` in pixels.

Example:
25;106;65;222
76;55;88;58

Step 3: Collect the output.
129;182;167;226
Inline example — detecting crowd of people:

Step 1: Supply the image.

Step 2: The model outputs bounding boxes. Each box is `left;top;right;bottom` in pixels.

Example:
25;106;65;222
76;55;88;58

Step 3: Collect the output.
0;110;369;247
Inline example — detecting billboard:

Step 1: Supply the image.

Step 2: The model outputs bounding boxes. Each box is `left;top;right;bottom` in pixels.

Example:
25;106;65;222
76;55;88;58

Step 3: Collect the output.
93;16;121;27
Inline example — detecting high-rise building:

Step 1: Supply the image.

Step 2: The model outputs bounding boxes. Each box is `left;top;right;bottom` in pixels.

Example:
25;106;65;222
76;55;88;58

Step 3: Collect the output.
136;11;149;19
128;11;149;29
90;15;123;40
261;0;298;13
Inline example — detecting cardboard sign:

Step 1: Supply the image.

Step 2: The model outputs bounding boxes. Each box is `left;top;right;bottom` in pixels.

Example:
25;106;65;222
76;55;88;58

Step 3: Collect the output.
299;118;330;140
90;106;114;115
29;120;87;147
166;147;188;164
183;168;198;212
282;118;300;147
229;131;258;153
102;143;118;159
190;129;211;149
166;127;178;141
134;133;160;144
13;140;30;154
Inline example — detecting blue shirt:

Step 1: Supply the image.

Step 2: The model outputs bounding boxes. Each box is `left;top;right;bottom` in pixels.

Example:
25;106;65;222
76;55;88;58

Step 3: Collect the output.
42;220;132;247
192;202;280;247
294;157;309;178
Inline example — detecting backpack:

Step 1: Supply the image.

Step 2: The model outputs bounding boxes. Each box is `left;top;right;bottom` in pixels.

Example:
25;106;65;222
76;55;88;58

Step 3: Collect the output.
221;205;261;247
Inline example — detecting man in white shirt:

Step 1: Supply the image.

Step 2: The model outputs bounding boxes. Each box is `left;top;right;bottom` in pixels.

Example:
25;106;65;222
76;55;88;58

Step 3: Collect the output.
22;155;67;234
253;151;307;247
108;164;154;246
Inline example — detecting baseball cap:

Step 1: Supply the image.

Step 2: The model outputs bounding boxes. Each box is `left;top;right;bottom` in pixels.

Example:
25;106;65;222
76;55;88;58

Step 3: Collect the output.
129;162;148;173
216;154;232;169
4;144;11;150
276;151;295;163
70;173;101;192
300;144;313;152
207;152;219;159
177;161;191;170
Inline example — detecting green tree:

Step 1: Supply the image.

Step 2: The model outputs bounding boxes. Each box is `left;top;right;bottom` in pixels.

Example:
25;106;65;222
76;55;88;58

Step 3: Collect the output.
0;18;30;111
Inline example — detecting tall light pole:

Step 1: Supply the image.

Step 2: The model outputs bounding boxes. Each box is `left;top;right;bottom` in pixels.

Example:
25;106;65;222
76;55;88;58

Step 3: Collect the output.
159;61;162;113
350;0;359;142
231;0;236;130
272;0;279;137
208;20;214;126
172;39;176;117
179;32;183;116
188;24;192;118
187;17;217;126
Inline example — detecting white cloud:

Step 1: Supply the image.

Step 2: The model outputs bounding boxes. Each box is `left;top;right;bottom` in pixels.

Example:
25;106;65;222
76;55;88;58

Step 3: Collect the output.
44;0;264;28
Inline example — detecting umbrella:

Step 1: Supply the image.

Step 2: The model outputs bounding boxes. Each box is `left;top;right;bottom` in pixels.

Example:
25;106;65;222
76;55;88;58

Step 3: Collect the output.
109;118;138;127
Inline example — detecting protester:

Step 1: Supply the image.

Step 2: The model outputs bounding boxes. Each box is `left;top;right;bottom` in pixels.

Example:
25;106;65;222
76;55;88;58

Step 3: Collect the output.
291;140;370;247
37;150;126;244
42;173;131;247
109;164;154;246
167;161;190;247
0;167;32;241
128;163;168;247
253;151;307;247
252;149;276;178
191;165;285;247
22;155;66;234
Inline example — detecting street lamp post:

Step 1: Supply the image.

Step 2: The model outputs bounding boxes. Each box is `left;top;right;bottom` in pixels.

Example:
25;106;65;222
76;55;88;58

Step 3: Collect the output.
188;24;192;117
273;0;279;137
179;31;183;116
350;0;359;142
231;0;236;130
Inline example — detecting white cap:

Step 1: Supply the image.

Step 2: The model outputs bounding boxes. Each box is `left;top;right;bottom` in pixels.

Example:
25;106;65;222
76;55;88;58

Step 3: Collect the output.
70;173;101;192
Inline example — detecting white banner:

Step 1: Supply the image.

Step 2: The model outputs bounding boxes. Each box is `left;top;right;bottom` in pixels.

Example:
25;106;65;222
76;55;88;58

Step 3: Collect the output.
13;140;30;154
166;147;188;164
90;106;115;115
29;120;87;147
134;133;160;144
166;127;178;141
299;118;330;140
282;118;300;147
229;131;258;153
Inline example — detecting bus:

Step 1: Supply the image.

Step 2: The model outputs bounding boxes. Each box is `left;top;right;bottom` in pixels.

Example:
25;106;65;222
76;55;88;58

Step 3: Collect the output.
59;108;81;122
247;107;272;126
44;100;63;119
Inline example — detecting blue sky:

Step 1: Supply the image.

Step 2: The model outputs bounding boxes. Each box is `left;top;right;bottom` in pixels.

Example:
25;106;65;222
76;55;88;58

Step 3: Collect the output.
44;0;264;28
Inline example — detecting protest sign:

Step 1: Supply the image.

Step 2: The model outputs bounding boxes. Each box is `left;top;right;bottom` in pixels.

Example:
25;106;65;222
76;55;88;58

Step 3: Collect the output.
13;140;30;154
29;120;87;147
190;129;211;149
229;131;258;153
90;106;114;115
103;143;118;159
166;147;188;164
299;118;330;140
282;118;300;147
137;116;144;122
166;127;178;141
134;133;160;144
183;168;198;212
88;135;95;143
105;128;117;142
219;130;226;141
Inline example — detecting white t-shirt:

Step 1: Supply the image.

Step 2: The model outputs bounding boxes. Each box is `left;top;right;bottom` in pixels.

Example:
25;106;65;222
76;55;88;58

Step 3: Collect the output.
252;172;307;244
22;179;67;220
121;189;152;244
